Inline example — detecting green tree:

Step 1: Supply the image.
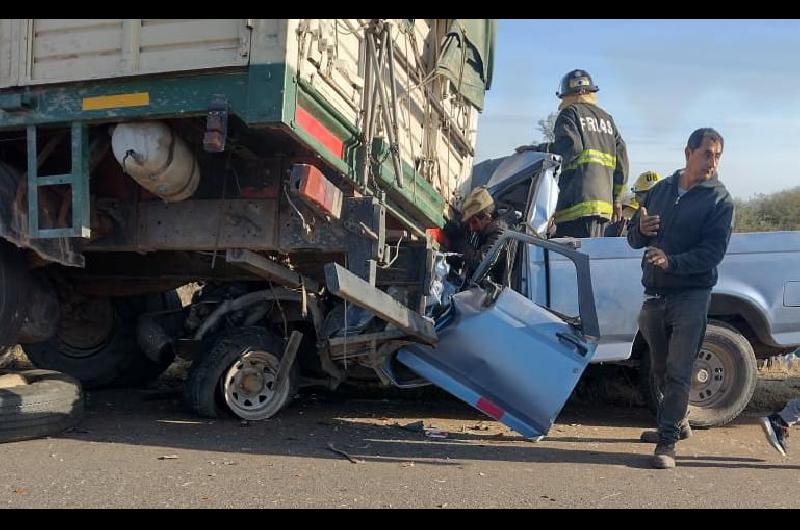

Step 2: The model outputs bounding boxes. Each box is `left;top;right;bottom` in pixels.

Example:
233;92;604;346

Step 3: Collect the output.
536;111;558;143
734;186;800;233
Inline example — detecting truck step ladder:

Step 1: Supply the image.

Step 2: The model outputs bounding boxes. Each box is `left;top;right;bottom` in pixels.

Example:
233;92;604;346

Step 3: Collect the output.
27;122;91;239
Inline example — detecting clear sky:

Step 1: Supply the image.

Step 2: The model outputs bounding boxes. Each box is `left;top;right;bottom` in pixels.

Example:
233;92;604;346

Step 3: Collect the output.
474;19;800;199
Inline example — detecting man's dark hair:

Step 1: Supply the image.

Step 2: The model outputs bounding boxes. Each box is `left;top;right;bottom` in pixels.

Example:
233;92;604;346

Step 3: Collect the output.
687;128;724;152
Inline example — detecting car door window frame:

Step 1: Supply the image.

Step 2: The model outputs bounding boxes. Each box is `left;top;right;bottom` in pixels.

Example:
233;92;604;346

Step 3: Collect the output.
470;229;600;340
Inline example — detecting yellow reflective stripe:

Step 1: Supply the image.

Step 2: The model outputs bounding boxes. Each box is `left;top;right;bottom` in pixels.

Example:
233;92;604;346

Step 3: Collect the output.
565;150;616;169
554;200;614;223
82;92;150;111
564;148;617;171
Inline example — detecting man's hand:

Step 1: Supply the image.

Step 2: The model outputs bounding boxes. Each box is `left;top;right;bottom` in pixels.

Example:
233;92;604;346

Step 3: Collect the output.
645;247;669;270
612;203;623;223
639;206;660;237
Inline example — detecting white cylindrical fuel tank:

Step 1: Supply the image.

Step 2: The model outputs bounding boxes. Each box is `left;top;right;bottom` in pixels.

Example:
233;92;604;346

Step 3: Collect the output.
111;121;200;202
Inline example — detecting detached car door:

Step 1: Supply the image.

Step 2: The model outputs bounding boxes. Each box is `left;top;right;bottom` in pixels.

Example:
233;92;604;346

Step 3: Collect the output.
393;231;600;439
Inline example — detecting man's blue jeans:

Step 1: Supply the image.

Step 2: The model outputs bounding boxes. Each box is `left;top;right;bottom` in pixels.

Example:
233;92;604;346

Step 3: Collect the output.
638;289;712;443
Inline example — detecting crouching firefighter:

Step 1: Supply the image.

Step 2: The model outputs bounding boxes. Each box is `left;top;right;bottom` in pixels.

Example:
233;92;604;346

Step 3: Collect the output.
443;187;512;285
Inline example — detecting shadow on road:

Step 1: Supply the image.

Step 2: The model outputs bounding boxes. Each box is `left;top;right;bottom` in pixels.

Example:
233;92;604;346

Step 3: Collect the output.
42;386;800;472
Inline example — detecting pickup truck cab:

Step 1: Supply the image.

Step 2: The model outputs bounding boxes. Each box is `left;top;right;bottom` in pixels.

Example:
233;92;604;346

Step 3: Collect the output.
391;150;799;436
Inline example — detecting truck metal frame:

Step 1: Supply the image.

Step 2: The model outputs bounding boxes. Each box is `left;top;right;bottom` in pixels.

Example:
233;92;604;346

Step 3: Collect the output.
0;19;496;419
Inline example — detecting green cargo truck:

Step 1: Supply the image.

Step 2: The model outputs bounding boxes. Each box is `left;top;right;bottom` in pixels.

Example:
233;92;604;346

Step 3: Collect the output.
0;19;496;419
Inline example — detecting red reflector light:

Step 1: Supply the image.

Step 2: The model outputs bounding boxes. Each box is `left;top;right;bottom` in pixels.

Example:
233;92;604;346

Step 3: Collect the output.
291;164;343;220
426;228;445;244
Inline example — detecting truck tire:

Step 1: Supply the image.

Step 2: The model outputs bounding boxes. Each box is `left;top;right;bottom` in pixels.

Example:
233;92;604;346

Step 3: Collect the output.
0;346;18;369
0;369;83;443
639;321;758;427
184;326;298;420
22;291;181;389
0;242;28;351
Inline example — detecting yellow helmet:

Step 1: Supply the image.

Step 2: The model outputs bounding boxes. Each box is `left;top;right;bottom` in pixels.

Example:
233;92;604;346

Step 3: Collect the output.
632;171;662;193
461;187;495;223
621;191;639;211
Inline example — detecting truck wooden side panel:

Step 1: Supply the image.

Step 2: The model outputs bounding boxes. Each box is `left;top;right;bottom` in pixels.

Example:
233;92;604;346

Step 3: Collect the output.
0;19;253;87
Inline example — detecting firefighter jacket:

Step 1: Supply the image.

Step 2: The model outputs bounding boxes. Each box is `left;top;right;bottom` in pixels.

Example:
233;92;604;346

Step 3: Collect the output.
543;102;629;223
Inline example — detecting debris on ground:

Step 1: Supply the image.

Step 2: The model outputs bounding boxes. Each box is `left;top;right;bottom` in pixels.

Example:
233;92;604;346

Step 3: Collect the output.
158;455;179;460
64;427;89;434
424;428;448;439
395;420;425;432
327;442;365;464
393;420;449;438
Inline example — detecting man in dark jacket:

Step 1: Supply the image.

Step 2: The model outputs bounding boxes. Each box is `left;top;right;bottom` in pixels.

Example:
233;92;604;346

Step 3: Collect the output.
518;69;629;238
627;128;735;469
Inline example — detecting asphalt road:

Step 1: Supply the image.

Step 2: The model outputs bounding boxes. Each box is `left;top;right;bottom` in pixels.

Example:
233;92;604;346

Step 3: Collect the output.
1;386;798;508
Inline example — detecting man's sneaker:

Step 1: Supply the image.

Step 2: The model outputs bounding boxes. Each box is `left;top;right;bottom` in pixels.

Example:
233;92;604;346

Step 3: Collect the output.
640;423;692;444
651;442;676;469
760;414;789;456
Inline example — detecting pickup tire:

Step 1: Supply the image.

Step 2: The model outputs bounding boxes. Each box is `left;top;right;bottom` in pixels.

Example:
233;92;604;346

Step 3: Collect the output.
184;326;297;420
23;291;181;389
0;369;83;443
639;321;758;427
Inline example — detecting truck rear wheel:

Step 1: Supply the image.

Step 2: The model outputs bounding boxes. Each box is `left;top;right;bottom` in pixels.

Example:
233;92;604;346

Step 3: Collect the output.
22;291;180;389
639;321;758;427
0;242;29;350
184;326;298;420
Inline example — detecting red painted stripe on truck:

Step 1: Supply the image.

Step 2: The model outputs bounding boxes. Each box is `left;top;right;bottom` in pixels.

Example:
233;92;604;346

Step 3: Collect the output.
295;106;344;159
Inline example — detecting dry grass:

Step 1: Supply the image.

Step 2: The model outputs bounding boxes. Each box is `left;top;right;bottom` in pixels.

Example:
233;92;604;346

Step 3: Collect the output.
176;282;201;307
0;345;33;370
748;354;800;413
159;356;191;382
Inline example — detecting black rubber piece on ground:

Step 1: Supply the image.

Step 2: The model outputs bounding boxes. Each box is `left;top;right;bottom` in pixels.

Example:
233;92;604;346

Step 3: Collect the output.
0;369;83;443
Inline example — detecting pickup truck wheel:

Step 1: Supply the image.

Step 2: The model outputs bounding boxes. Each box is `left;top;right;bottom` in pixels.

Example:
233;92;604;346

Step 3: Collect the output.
184;326;297;420
639;322;757;427
0;369;83;443
22;291;181;389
